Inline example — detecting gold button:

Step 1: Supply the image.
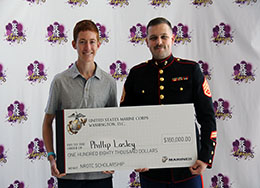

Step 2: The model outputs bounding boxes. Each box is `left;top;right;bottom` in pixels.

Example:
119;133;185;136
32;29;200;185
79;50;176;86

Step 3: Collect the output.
177;58;180;61
141;90;145;93
159;69;163;74
160;86;164;90
160;95;164;99
211;151;214;155
213;142;216;146
155;61;158;65
180;87;183;91
164;61;168;65
209;159;212;163
160;77;164;82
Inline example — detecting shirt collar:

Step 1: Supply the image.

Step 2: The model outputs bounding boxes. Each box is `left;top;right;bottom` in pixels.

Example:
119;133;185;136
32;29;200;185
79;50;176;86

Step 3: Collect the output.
69;62;102;80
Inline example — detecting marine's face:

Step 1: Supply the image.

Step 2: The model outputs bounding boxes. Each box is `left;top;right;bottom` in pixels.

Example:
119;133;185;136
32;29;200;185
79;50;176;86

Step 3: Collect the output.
146;23;175;60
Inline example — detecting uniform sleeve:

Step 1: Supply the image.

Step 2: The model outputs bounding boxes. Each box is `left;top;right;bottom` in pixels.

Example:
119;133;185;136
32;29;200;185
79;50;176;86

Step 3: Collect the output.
192;64;217;168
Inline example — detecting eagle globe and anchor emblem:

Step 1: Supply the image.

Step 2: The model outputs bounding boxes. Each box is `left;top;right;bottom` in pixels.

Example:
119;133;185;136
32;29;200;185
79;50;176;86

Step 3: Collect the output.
67;112;87;135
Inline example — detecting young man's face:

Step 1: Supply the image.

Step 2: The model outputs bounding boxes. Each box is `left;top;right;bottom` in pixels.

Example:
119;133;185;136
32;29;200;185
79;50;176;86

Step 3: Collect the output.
72;30;100;64
146;23;175;60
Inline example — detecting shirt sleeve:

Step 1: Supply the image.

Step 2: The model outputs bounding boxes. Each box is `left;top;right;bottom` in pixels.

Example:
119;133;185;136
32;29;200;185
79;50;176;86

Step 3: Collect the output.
45;76;60;115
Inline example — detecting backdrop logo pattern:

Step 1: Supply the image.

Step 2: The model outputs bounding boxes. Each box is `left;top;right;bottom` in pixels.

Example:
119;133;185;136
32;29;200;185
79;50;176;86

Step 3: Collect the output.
46;22;68;45
213;98;232;120
8;180;25;188
234;0;257;6
232;137;254;160
198;60;212;80
0;63;7;84
27;138;46;161
109;0;129;7
232;60;256;84
7;101;28;124
110;60;128;81
192;0;213;7
212;23;233;45
0;145;7;166
67;0;88;7
128;171;141;187
129;23;147;45
96;23;109;44
211;173;232;188
5;20;26;44
27;60;47;84
26;0;46;5
47;177;58;188
149;0;171;8
172;23;191;45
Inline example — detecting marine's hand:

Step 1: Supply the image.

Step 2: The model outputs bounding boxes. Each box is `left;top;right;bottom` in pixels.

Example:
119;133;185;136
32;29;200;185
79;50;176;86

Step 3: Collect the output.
49;157;66;178
135;168;149;172
189;160;207;175
103;171;115;174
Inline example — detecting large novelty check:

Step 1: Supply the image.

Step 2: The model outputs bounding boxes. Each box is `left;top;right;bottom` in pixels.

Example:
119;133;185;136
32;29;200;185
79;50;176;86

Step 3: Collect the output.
56;104;197;174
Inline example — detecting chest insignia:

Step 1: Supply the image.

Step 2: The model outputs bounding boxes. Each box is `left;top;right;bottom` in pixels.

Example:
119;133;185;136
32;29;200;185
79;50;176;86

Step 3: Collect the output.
172;76;189;82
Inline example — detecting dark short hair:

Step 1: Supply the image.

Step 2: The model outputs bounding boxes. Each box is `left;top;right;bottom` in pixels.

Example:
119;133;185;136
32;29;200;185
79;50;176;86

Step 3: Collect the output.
73;20;99;42
147;17;172;34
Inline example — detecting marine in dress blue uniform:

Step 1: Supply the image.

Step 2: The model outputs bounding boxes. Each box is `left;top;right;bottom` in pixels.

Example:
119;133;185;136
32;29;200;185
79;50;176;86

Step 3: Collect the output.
120;17;217;188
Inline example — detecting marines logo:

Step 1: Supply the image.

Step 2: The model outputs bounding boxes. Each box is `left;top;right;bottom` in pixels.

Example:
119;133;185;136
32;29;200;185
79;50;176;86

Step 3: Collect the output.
67;112;87;135
162;156;168;163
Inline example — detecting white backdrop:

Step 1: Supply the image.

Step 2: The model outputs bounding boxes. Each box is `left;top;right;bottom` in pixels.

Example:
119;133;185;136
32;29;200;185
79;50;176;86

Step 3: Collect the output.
0;0;260;187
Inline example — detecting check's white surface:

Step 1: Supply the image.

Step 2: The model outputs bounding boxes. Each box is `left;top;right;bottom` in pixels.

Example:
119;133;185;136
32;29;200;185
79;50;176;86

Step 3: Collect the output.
63;104;197;173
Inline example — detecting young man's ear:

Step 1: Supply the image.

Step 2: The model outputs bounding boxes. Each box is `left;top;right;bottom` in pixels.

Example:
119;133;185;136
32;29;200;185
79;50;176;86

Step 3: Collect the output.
72;40;76;49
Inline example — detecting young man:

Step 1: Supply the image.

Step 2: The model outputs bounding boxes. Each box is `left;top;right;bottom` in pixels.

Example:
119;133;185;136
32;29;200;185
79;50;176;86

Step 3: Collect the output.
42;20;117;188
120;17;217;188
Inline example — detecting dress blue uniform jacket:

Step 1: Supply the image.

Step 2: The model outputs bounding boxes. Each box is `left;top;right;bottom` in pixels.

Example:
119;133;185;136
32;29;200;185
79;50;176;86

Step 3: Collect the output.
120;54;217;183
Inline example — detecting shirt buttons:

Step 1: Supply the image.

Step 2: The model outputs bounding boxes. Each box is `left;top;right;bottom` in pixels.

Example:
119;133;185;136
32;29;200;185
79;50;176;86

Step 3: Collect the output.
159;69;164;74
160;94;164;100
141;90;145;93
180;87;183;91
160;77;164;82
209;159;212;164
211;151;214;155
160;86;164;90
